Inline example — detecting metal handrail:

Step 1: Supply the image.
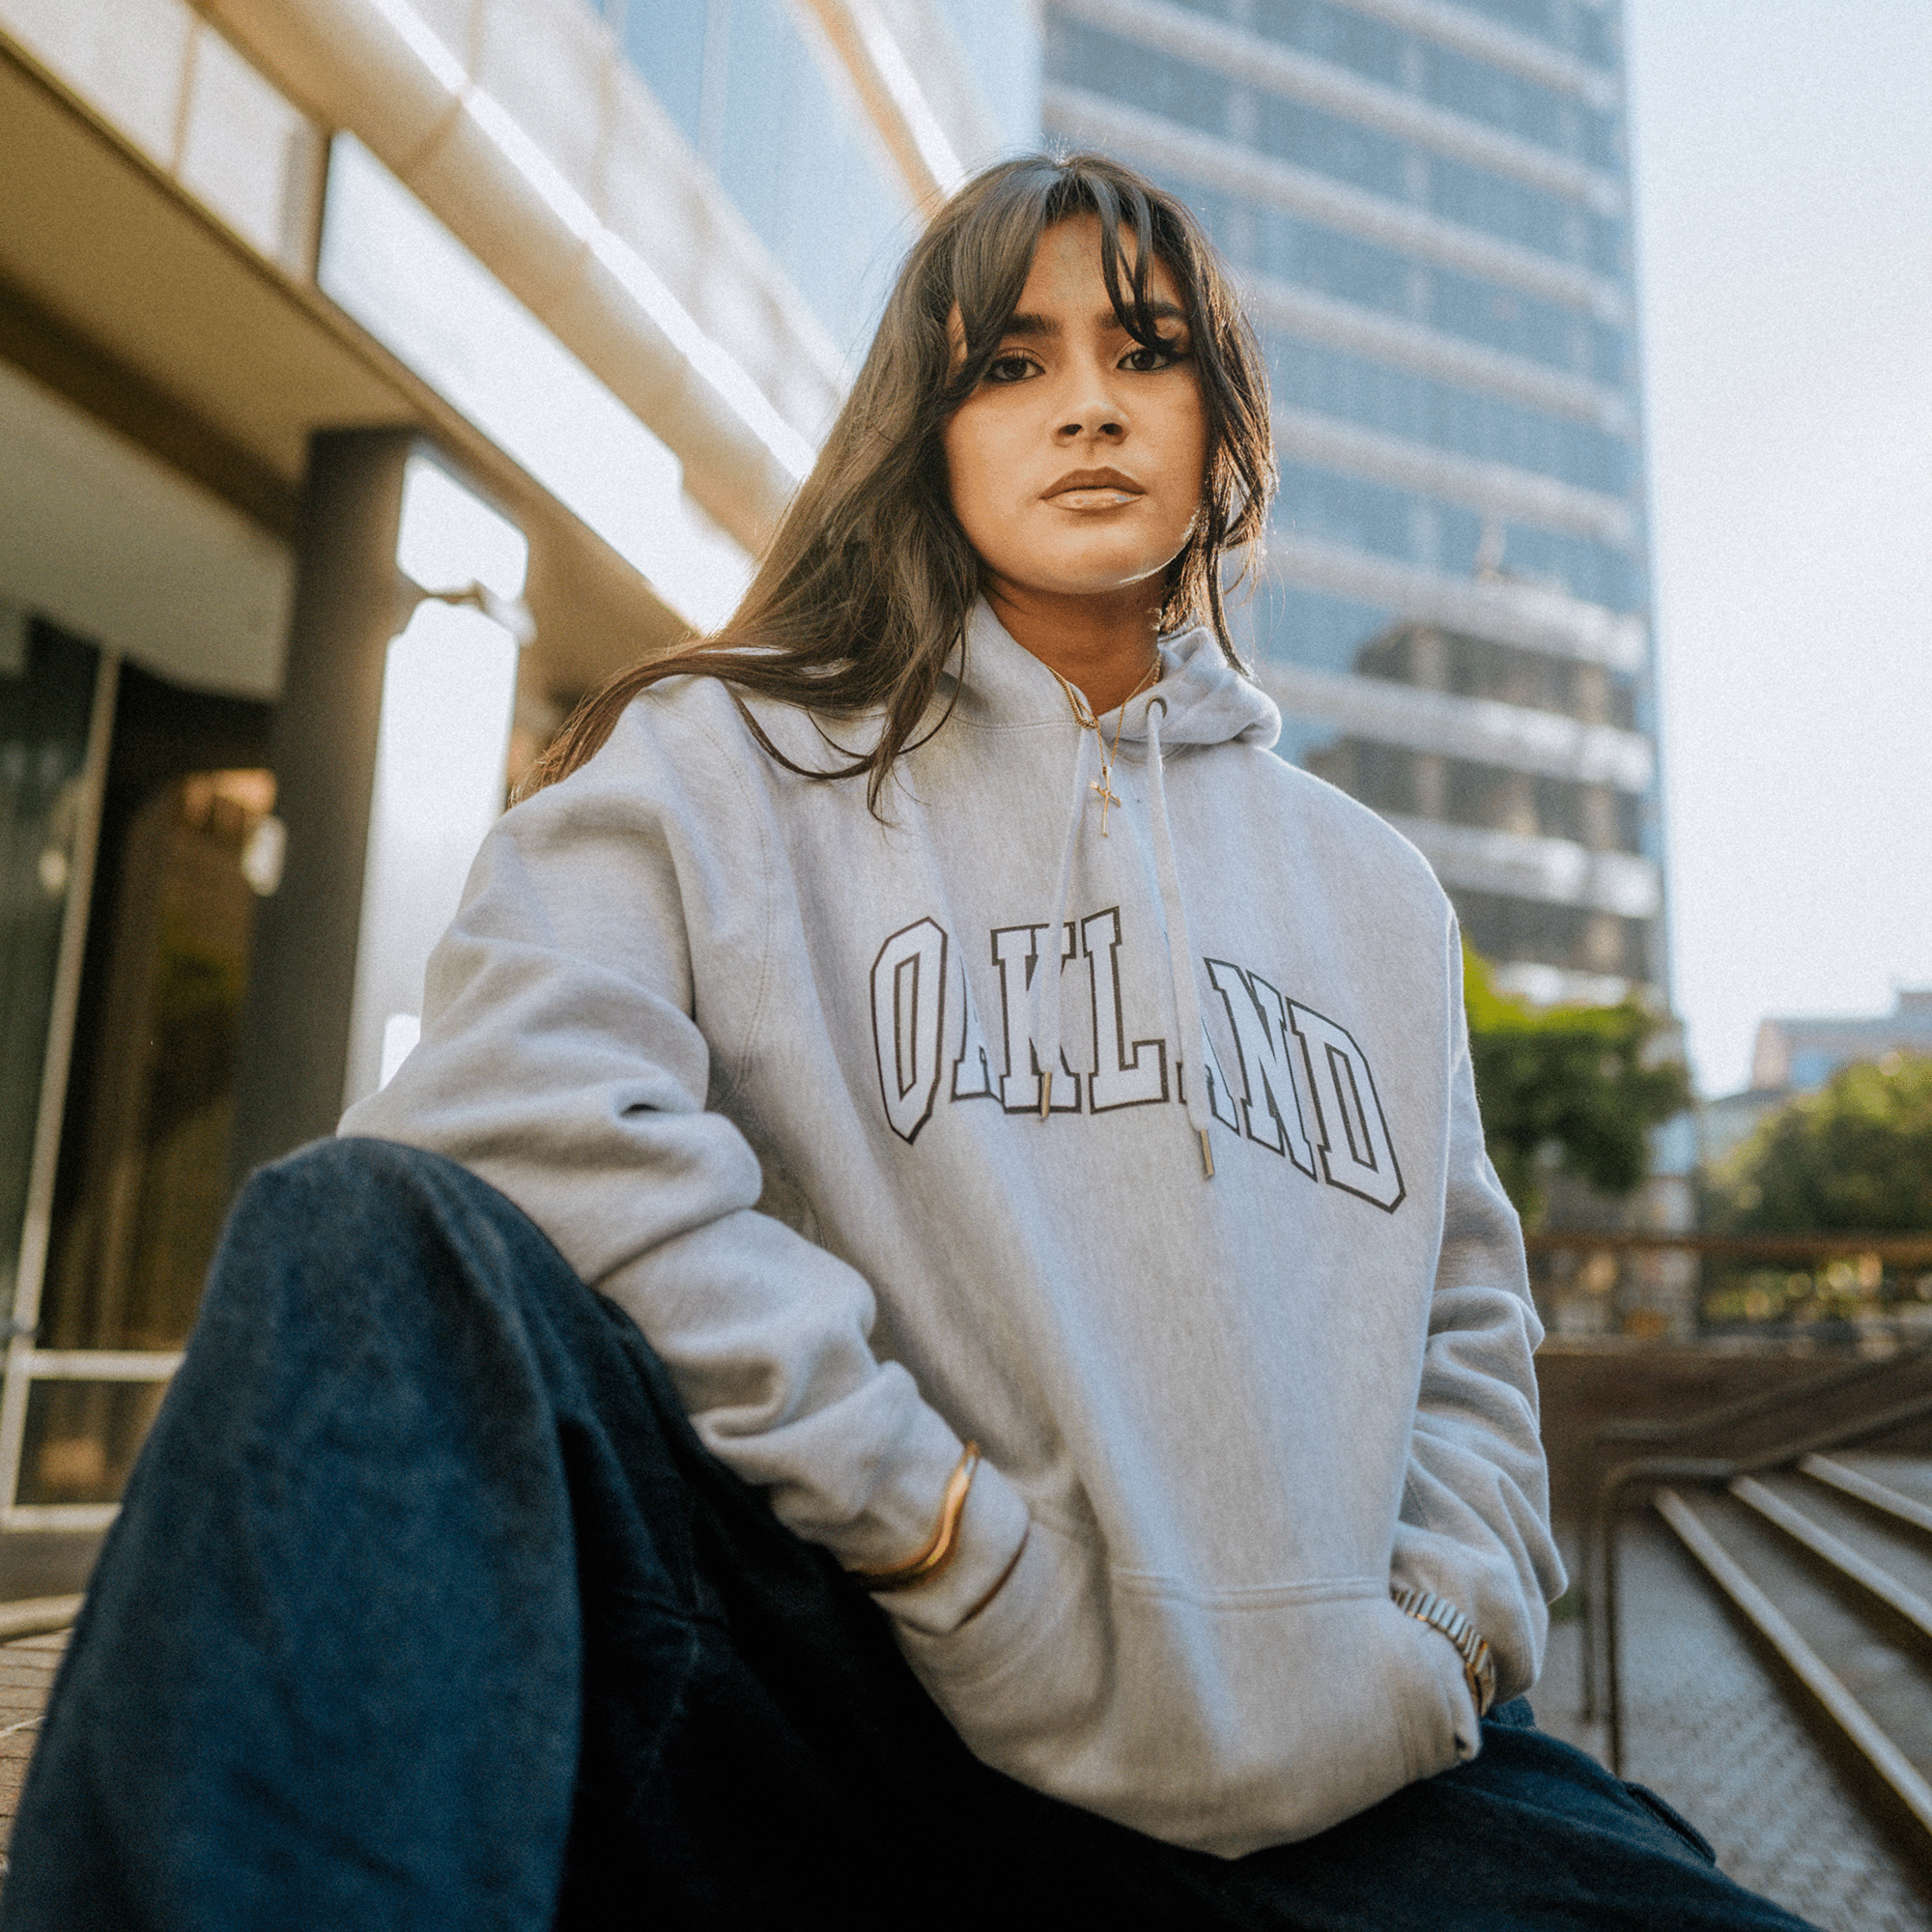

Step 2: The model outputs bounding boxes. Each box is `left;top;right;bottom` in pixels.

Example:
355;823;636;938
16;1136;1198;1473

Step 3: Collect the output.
1577;1338;1932;1717
1592;1339;1932;1448
1525;1232;1932;1263
1594;1386;1932;1774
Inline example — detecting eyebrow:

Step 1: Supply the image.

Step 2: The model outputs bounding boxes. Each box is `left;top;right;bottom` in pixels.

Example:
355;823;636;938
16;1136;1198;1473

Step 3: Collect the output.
1000;299;1189;340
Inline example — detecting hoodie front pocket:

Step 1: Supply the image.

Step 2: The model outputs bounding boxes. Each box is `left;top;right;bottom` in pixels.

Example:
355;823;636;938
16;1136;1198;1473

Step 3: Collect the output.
892;1514;1108;1766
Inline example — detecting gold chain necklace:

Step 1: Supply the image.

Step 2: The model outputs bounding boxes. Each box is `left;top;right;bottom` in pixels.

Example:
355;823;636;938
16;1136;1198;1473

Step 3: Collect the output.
1049;654;1163;836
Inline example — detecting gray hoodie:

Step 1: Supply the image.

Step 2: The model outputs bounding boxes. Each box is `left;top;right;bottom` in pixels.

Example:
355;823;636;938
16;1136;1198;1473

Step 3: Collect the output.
343;600;1565;1856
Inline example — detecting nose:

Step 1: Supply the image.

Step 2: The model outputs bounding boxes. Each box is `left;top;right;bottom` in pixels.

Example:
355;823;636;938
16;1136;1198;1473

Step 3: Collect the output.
1057;405;1125;442
1057;368;1126;441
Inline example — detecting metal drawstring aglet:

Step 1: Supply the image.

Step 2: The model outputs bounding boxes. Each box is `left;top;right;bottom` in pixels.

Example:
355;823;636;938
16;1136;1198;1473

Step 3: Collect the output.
1198;1127;1214;1179
1039;1070;1053;1120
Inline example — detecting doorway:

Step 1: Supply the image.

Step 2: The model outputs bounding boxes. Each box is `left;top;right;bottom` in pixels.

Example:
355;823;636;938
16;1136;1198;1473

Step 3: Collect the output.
1;646;272;1521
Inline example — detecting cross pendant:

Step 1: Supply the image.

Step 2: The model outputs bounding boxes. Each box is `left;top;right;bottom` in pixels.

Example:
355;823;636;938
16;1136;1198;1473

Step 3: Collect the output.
1092;774;1122;835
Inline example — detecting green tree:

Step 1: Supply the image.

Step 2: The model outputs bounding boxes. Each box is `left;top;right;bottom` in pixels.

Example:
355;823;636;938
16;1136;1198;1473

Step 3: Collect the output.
1709;1055;1932;1234
1462;944;1691;1226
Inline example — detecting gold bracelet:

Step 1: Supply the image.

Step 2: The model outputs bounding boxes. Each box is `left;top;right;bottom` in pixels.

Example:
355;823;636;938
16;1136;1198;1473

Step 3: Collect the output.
850;1443;980;1593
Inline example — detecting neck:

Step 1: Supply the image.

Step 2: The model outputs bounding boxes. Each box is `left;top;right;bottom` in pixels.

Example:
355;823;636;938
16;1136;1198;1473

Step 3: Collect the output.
983;578;1163;715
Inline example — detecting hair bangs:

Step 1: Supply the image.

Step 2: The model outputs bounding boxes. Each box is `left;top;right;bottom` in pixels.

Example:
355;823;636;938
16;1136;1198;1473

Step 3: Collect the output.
942;163;1181;404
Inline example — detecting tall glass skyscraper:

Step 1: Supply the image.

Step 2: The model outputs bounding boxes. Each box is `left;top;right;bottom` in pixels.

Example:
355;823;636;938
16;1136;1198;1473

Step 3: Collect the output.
1044;0;1662;1008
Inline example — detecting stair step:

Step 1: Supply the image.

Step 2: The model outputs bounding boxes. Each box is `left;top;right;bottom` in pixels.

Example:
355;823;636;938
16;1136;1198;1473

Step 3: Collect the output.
1781;1466;1932;1612
1732;1474;1932;1644
1804;1454;1932;1537
1654;1487;1932;1840
0;1594;82;1642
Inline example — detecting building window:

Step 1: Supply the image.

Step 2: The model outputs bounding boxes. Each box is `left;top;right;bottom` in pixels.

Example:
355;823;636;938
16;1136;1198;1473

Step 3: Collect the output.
1453;891;1649;980
1252;92;1410;200
1419;41;1596;160
614;0;909;353
1269;337;1634;495
42;752;277;1365
1264;495;1643;622
618;0;711;148
1254;0;1406;87
1049;17;1230;138
1047;14;1623;278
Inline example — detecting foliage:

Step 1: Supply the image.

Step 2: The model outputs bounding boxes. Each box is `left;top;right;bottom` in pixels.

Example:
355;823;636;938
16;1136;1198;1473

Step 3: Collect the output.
1462;944;1691;1226
1707;1054;1932;1234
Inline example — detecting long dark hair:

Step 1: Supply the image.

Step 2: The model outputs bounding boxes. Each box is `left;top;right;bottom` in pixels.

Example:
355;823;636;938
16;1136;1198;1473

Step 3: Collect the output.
525;151;1275;808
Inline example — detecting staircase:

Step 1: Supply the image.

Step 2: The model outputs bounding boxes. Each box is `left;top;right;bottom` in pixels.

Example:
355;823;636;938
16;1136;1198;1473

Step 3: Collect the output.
1653;1452;1932;1843
1586;1345;1932;1871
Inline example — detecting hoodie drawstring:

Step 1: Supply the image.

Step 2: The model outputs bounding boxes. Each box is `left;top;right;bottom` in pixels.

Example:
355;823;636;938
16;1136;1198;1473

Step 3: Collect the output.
1145;698;1215;1179
1031;725;1094;1118
1032;695;1215;1179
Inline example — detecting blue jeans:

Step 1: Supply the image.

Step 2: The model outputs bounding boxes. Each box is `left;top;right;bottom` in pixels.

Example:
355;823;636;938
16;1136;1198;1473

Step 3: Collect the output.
2;1140;1816;1929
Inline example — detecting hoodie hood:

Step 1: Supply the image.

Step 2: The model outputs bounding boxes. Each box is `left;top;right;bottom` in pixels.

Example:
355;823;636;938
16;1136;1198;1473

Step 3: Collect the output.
943;599;1282;752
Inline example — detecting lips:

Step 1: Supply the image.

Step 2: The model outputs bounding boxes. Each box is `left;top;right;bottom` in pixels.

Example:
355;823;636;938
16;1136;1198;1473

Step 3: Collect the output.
1044;468;1145;509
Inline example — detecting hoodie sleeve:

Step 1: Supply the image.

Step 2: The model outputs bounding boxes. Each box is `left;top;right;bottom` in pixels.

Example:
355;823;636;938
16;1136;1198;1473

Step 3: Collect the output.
1387;930;1568;1704
340;695;1029;1634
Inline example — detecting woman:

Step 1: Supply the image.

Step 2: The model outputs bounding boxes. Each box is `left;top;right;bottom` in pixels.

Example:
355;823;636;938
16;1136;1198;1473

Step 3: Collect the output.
5;155;1810;1929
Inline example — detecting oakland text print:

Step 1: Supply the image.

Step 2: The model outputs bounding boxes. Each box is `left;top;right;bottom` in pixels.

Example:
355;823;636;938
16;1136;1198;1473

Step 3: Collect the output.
1202;959;1404;1212
869;912;1404;1214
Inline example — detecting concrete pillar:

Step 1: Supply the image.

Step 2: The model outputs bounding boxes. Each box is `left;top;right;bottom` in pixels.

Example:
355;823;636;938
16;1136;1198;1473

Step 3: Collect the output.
228;429;525;1181
230;429;413;1184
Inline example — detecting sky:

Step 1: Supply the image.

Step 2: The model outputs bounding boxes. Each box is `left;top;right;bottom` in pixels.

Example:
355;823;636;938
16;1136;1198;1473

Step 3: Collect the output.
1624;1;1932;1096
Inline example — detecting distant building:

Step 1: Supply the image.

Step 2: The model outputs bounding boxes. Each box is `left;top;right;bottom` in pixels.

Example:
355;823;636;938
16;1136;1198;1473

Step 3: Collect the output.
1749;990;1932;1094
1043;0;1664;1009
1697;990;1932;1173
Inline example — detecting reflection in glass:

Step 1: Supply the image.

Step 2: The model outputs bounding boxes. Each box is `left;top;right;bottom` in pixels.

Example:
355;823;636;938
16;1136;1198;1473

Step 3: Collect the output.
0;620;99;1314
42;770;274;1355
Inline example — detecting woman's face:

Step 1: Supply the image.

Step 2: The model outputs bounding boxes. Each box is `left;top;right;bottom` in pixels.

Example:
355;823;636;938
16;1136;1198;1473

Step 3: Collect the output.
942;216;1208;616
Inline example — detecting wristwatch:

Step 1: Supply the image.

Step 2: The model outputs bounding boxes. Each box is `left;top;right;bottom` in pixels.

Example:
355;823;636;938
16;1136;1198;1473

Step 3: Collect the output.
1391;1586;1496;1717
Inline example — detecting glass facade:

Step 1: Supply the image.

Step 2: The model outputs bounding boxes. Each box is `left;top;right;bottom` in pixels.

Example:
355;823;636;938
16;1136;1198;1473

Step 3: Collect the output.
0;622;99;1318
594;0;1042;362
1269;339;1629;494
1049;17;1625;272
598;0;914;356
1272;465;1637;609
1046;0;1662;1002
1178;0;1619;102
43;759;276;1360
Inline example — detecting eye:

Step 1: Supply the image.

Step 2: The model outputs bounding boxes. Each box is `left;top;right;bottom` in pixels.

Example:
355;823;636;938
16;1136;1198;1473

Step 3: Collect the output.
1121;337;1188;373
982;352;1040;385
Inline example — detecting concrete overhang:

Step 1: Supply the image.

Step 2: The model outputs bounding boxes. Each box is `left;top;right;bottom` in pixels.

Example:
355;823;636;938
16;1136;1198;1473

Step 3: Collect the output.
0;34;692;702
201;0;812;555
